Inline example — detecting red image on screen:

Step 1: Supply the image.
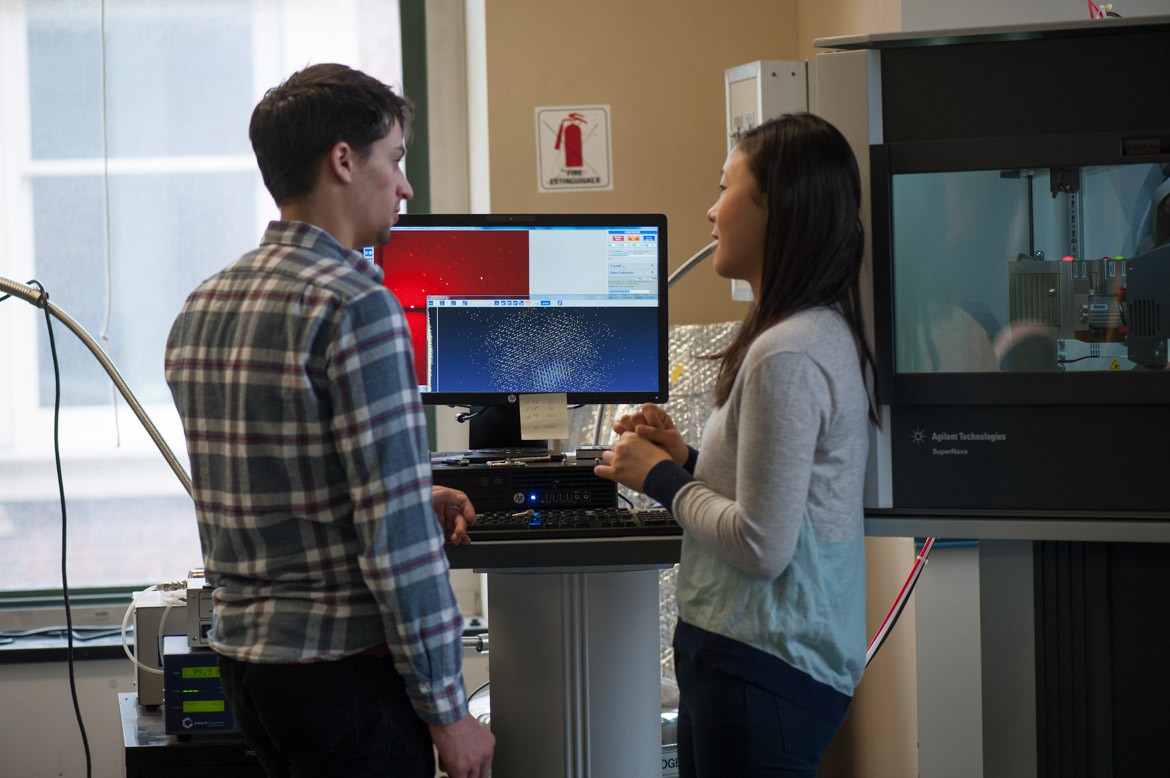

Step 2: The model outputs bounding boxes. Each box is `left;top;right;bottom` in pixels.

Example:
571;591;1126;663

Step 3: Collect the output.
377;229;530;385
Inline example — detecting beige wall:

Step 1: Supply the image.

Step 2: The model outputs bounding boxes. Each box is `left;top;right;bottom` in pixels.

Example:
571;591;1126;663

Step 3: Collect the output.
798;0;902;59
484;0;801;325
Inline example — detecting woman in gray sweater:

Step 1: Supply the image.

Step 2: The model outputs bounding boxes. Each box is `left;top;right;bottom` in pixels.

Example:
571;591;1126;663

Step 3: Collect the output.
595;112;879;777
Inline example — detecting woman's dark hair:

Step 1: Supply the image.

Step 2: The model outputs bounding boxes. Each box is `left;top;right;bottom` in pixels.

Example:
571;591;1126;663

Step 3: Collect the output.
249;63;413;206
712;112;879;423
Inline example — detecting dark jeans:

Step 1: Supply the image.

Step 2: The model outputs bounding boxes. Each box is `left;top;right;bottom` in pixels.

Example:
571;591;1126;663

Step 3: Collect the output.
674;650;842;778
218;652;434;778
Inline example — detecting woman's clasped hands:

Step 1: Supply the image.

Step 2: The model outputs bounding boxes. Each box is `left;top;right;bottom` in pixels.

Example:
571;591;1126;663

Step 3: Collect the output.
593;403;689;491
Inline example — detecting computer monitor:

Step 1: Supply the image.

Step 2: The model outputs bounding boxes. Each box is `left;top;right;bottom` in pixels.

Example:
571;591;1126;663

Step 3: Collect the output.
375;213;669;451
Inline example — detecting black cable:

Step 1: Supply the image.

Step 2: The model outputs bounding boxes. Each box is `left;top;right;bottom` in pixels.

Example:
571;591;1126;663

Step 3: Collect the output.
468;680;491;702
1059;354;1110;364
34;280;92;778
869;594;911;662
454;406;487;423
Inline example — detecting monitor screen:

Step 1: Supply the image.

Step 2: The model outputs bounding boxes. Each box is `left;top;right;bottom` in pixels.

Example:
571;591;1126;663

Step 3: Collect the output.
375;213;668;414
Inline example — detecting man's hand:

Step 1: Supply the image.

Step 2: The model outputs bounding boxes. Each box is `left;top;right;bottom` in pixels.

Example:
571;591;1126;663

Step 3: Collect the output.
429;712;494;778
432;486;476;545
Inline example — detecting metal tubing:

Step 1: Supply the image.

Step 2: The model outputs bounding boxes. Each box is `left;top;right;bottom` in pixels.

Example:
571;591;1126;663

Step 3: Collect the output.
0;275;193;497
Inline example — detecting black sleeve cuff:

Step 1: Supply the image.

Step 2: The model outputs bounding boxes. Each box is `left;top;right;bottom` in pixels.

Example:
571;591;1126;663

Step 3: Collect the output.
684;446;699;474
643;459;696;509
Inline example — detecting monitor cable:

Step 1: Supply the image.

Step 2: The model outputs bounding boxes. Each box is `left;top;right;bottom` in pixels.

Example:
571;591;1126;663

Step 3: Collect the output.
454;406;488;424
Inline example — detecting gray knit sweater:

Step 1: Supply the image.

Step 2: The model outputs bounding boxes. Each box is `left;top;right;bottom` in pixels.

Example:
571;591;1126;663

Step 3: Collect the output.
671;306;870;695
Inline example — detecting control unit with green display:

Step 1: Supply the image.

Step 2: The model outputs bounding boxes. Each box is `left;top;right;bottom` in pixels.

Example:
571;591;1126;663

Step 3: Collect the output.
162;635;237;737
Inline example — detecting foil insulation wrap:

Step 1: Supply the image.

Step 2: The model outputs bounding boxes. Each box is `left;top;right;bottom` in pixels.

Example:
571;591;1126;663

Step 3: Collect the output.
565;321;740;682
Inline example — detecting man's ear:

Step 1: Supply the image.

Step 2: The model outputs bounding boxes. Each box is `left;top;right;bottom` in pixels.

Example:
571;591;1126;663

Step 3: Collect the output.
326;141;356;184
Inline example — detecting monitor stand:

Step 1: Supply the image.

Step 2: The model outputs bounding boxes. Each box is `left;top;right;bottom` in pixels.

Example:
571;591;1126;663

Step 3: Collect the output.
465;404;549;461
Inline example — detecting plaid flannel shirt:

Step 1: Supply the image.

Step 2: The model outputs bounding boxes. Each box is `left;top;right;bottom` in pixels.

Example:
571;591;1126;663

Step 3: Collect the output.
165;221;466;725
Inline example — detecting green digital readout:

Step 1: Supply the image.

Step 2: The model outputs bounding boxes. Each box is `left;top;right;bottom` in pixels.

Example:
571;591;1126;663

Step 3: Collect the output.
181;666;221;679
182;700;226;714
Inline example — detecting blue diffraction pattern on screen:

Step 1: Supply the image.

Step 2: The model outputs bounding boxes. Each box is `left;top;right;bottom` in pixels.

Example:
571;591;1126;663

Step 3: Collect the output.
427;304;658;394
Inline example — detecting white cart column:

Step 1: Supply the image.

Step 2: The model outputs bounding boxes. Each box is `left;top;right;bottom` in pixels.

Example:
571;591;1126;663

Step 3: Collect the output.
487;567;662;778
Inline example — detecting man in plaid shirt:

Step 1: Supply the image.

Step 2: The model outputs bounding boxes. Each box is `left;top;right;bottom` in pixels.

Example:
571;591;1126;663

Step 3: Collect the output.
165;63;493;778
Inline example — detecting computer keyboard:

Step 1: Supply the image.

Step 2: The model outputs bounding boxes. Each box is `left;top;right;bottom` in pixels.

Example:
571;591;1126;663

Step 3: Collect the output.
464;507;681;541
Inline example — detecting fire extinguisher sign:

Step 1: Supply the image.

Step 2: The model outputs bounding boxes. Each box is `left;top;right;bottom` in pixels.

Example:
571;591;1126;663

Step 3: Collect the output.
535;105;613;192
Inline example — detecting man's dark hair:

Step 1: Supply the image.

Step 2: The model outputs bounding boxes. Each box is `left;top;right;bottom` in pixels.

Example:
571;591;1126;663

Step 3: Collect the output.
249;63;413;206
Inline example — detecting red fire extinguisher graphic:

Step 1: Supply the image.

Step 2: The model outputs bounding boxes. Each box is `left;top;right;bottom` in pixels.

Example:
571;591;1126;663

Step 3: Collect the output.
554;113;587;168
